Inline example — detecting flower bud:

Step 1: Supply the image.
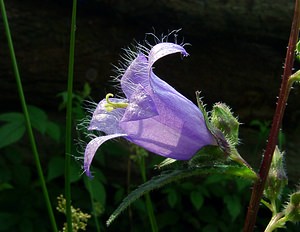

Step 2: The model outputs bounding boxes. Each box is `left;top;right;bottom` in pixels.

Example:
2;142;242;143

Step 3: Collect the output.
264;146;288;201
210;103;239;146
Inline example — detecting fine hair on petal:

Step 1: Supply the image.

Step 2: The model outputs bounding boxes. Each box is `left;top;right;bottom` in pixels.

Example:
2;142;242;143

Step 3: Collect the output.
109;29;188;95
109;44;140;93
76;99;97;134
143;29;188;51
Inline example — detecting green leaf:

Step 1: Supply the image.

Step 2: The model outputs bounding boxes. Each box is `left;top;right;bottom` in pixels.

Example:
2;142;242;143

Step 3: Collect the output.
92;168;107;184
57;91;68;110
236;178;251;192
113;186;125;204
190;191;204;210
84;177;106;205
0;182;13;191
224;195;241;221
47;156;64;181
28;105;48;134
0;121;26;148
46;121;61;142
164;188;178;208
0;112;23;123
106;164;257;226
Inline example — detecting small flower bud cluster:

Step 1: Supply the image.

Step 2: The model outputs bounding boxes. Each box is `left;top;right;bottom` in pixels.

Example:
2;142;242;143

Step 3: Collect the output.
57;194;91;232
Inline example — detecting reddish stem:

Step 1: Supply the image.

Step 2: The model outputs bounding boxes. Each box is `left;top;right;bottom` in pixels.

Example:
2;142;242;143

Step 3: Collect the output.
243;1;300;231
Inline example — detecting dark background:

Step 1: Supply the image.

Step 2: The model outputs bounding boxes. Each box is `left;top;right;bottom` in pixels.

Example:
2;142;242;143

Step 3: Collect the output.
1;1;300;231
1;0;299;180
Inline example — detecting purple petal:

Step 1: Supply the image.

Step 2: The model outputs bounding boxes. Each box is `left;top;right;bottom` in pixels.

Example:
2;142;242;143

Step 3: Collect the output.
122;84;158;122
84;134;127;177
121;54;148;98
89;98;125;134
121;98;215;160
119;42;215;160
148;42;188;68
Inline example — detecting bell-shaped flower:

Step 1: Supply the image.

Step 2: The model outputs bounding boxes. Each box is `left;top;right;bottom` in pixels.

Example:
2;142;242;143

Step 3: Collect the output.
84;42;217;177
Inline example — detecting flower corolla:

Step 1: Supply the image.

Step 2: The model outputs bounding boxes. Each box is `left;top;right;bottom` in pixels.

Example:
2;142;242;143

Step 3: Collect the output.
84;40;216;176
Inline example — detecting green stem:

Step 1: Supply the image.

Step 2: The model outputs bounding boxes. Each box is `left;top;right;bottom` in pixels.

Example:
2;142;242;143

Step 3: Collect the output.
261;199;273;213
138;155;158;232
261;198;278;217
264;213;287;232
65;0;77;231
0;1;58;232
270;199;277;216
288;69;300;86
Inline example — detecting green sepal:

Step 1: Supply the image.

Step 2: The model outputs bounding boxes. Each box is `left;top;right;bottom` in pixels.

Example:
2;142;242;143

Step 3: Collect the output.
195;92;230;156
188;145;228;167
106;164;258;226
195;93;253;171
155;158;177;169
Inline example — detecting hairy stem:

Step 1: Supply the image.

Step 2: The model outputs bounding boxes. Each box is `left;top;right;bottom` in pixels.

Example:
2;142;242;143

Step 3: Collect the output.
264;213;286;232
0;1;58;231
65;0;77;231
243;0;300;231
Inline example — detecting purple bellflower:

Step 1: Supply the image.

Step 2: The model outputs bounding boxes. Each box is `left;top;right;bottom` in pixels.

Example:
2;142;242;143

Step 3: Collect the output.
84;41;217;177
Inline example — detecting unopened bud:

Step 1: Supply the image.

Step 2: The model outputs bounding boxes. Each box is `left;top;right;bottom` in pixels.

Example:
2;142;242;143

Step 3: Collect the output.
210;103;239;146
264;146;288;201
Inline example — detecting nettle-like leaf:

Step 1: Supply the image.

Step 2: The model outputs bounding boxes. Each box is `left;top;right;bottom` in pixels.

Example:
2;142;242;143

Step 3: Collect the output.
106;164;257;226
